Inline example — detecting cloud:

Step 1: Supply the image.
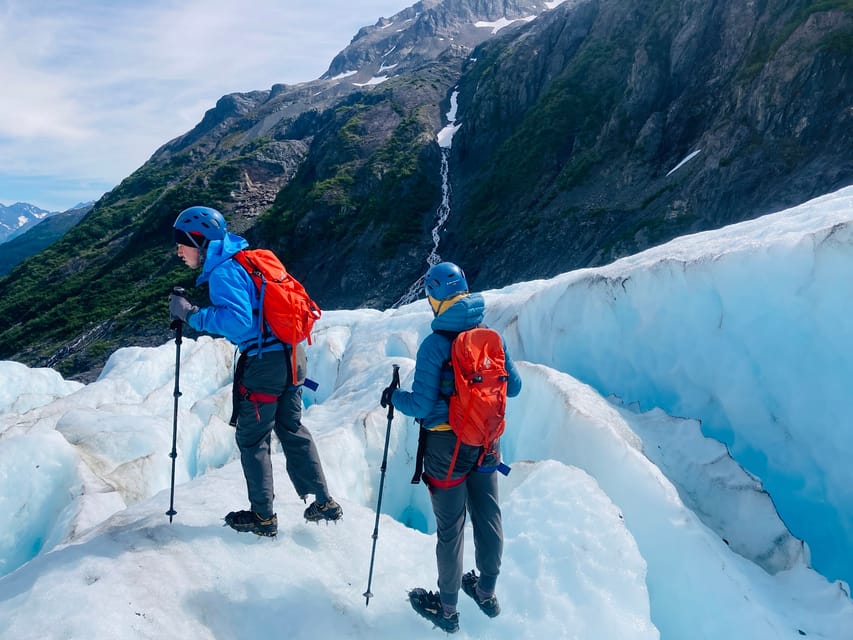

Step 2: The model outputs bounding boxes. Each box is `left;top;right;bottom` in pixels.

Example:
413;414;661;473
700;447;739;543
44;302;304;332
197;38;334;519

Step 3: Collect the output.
0;0;411;210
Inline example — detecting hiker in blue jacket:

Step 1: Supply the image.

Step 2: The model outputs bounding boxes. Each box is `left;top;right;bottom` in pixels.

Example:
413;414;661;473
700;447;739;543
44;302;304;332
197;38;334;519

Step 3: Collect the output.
382;261;522;633
168;205;342;536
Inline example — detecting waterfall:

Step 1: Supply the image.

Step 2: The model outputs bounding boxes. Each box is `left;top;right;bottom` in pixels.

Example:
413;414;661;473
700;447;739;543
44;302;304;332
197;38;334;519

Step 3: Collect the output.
393;89;462;308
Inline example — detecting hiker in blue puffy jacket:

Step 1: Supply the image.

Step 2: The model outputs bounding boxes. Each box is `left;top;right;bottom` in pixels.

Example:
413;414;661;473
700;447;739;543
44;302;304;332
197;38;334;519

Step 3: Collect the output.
382;261;522;633
168;205;342;536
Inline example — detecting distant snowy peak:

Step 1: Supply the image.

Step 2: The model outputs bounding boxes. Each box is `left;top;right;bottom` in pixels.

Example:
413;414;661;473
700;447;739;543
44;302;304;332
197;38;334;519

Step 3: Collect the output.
0;202;56;244
322;0;553;86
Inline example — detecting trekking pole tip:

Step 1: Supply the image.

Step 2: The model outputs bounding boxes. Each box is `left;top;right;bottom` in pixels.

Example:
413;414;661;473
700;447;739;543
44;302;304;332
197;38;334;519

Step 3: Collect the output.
363;591;373;607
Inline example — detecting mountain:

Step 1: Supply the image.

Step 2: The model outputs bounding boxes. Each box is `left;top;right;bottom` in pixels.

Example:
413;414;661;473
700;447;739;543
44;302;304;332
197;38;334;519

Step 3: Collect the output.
0;202;54;244
0;203;92;276
0;0;850;381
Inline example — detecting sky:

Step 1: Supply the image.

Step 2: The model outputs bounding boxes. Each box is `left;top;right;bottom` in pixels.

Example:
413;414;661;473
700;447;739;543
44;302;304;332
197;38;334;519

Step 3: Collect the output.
0;0;414;212
1;186;853;639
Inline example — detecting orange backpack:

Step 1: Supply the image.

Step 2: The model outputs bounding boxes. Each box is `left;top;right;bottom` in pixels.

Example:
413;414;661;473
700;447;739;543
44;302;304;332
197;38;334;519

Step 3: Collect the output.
233;249;321;382
421;327;509;487
410;327;512;487
447;327;509;448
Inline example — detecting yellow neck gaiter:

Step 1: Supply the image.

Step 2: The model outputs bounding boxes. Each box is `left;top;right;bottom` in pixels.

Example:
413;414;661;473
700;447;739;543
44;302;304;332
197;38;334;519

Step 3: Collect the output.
428;293;468;316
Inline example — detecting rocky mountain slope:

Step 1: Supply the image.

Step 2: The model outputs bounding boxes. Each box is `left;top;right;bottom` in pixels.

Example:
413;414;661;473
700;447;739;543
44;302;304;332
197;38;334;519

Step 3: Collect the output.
0;0;850;380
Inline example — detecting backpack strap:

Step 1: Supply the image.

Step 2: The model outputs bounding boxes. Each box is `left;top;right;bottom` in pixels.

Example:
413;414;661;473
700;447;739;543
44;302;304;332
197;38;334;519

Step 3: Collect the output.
476;461;512;476
233;250;270;355
433;329;459;340
410;426;428;484
441;376;479;483
474;442;511;475
433;329;458;403
229;351;248;426
443;436;464;485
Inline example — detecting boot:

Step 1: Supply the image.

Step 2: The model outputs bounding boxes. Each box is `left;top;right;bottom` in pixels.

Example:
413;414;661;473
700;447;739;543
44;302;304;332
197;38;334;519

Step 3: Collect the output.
408;588;459;633
303;499;343;523
461;570;500;617
224;510;278;537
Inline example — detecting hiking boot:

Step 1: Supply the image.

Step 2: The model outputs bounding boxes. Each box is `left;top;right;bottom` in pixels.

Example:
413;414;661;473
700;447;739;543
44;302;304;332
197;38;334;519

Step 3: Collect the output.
408;588;459;633
224;510;278;537
461;570;500;618
303;499;343;523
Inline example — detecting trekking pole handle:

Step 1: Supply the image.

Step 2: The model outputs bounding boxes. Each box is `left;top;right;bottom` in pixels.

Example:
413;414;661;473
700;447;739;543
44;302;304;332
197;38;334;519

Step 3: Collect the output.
387;365;400;420
170;286;188;330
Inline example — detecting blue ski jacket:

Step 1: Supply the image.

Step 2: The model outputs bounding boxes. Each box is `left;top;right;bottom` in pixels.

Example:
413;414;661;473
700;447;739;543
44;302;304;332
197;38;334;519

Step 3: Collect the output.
392;293;522;429
186;232;284;356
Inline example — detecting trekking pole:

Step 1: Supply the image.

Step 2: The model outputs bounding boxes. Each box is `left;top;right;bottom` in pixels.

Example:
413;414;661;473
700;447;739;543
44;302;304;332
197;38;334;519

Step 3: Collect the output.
364;364;400;606
166;286;186;522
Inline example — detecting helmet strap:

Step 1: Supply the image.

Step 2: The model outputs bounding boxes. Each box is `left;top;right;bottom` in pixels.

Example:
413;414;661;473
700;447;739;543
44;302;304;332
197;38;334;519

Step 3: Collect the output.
182;233;208;265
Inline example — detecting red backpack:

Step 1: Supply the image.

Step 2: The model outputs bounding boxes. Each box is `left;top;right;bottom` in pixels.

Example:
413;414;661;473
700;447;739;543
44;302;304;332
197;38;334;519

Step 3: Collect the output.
415;327;510;488
447;327;509;448
233;249;321;382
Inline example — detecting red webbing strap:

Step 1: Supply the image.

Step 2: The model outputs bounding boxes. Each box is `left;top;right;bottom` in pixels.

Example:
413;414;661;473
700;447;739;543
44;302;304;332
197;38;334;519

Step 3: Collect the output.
423;469;467;491
238;383;279;422
430;436;464;489
442;375;480;484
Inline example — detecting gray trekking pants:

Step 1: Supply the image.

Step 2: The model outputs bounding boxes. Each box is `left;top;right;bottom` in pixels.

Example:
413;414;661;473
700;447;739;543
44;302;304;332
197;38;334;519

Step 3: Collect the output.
235;348;330;518
423;429;503;608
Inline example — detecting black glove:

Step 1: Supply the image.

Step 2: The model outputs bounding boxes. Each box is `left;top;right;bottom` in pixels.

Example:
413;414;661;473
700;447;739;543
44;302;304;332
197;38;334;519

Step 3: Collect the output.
380;385;395;409
169;293;199;323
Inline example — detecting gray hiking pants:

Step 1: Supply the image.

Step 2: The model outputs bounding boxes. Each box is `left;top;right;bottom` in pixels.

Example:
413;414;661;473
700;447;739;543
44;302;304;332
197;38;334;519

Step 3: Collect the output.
423;429;503;608
235;348;330;518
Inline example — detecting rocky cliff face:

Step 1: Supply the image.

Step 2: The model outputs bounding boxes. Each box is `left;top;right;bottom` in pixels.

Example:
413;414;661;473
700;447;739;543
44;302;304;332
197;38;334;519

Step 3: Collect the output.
444;0;852;287
0;0;849;379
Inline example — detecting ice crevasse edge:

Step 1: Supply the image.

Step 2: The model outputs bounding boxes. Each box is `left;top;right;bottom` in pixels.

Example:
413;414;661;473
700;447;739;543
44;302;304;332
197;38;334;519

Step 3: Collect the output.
492;184;853;587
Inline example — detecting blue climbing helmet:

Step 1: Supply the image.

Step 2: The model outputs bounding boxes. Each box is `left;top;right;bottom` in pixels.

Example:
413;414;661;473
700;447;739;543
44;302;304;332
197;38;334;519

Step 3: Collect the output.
424;261;468;301
173;206;227;248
